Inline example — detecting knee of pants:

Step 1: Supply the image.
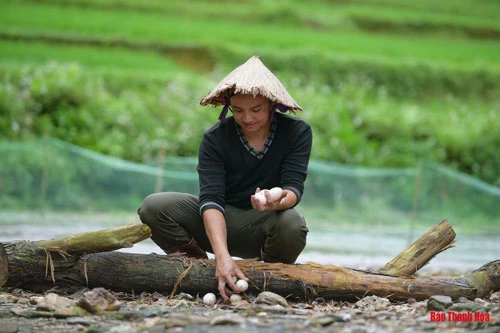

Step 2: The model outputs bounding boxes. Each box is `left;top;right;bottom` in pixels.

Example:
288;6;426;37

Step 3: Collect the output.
273;210;308;244
137;192;176;227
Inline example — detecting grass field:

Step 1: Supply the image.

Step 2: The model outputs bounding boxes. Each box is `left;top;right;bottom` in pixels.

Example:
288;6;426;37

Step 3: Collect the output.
1;0;500;187
2;0;500;70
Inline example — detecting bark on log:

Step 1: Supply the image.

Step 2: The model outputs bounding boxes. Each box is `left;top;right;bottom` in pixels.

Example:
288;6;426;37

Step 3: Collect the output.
379;219;456;276
0;224;151;289
85;253;487;301
1;221;499;301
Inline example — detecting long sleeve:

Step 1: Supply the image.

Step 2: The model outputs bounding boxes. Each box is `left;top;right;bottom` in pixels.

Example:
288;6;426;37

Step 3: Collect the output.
197;126;226;215
280;121;313;205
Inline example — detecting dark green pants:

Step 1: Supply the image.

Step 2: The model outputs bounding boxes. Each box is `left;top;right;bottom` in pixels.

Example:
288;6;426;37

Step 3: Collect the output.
137;192;308;264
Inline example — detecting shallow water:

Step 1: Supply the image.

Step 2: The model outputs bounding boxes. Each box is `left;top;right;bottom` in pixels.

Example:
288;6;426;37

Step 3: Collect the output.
0;211;498;274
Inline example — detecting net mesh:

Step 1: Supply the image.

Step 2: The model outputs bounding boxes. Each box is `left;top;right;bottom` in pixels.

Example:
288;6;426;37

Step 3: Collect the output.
1;138;499;233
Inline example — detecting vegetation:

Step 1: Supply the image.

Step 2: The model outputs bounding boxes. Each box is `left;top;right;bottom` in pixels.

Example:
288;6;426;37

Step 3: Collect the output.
1;0;499;187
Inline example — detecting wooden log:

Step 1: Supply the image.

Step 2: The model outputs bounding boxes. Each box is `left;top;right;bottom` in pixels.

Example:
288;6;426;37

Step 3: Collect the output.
1;220;498;301
379;219;456;276
82;252;480;301
35;224;152;255
0;224;151;290
464;260;500;298
0;240;82;291
431;260;500;299
1;246;495;301
1;240;498;301
0;245;7;287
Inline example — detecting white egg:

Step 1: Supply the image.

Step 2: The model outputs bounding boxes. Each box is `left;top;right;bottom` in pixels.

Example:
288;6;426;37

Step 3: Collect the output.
269;187;283;201
236;279;248;292
230;294;242;302
202;293;216;305
254;192;267;205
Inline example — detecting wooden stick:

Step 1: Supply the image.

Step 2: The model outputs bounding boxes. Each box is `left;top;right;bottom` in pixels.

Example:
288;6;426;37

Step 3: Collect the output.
379;219;456;276
35;224;152;255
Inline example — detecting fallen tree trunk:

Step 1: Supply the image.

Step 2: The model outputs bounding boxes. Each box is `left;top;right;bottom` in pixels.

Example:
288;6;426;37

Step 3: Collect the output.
1;221;499;301
0;224;152;288
84;253;487;301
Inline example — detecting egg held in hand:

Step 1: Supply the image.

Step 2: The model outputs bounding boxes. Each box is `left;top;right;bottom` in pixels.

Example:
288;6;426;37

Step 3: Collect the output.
254;191;267;205
269;187;283;201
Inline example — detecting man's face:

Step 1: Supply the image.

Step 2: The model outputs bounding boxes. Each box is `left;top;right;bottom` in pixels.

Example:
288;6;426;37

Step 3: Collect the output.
230;94;272;135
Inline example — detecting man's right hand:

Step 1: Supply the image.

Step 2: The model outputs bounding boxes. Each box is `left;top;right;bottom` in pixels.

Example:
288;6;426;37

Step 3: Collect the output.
215;254;248;300
202;208;248;300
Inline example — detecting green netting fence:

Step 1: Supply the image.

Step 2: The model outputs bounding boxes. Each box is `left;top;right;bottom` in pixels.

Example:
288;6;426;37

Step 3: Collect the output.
1;138;499;232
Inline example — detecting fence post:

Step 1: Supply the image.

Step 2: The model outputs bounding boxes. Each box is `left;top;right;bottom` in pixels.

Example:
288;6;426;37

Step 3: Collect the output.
408;159;424;244
155;148;166;193
40;137;50;214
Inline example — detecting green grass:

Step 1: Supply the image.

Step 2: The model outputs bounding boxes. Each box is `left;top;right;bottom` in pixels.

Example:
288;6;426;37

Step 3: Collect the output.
27;0;500;26
2;1;500;69
350;0;500;19
0;40;186;76
346;6;500;29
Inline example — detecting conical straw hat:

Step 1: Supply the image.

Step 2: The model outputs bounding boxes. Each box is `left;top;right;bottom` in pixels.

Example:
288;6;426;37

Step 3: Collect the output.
200;55;302;113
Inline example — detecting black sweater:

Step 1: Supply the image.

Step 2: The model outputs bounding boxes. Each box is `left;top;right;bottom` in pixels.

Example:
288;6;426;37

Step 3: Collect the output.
197;112;313;215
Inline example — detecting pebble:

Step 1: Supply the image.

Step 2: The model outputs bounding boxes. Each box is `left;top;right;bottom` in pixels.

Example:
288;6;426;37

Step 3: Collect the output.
254;291;288;307
35;293;75;312
427;295;453;311
448;302;486;312
176;292;195;301
355;295;391;311
308;314;347;327
0;319;18;333
108;324;135;332
77;287;122;313
490;291;500;303
1;289;499;333
210;314;246;326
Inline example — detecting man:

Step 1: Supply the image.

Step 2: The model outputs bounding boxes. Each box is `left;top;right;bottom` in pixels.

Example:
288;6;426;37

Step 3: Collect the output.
138;56;312;300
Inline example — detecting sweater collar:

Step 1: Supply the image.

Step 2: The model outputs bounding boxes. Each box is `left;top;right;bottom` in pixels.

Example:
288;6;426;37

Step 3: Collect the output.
235;116;277;159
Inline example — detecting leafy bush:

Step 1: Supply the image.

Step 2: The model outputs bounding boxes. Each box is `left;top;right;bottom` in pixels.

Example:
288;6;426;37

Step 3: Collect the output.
1;61;499;186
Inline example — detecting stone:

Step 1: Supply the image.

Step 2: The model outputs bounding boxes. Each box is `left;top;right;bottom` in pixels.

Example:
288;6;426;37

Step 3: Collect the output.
176;292;194;301
308;314;350;327
254;291;288;308
36;293;75;312
77;287;121;313
355;295;391;311
490;292;500;303
0;319;18;333
210;314;246;326
448;302;485;312
426;295;453;312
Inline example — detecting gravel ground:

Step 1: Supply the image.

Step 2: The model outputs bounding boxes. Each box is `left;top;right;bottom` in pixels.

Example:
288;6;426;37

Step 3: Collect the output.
1;286;499;333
